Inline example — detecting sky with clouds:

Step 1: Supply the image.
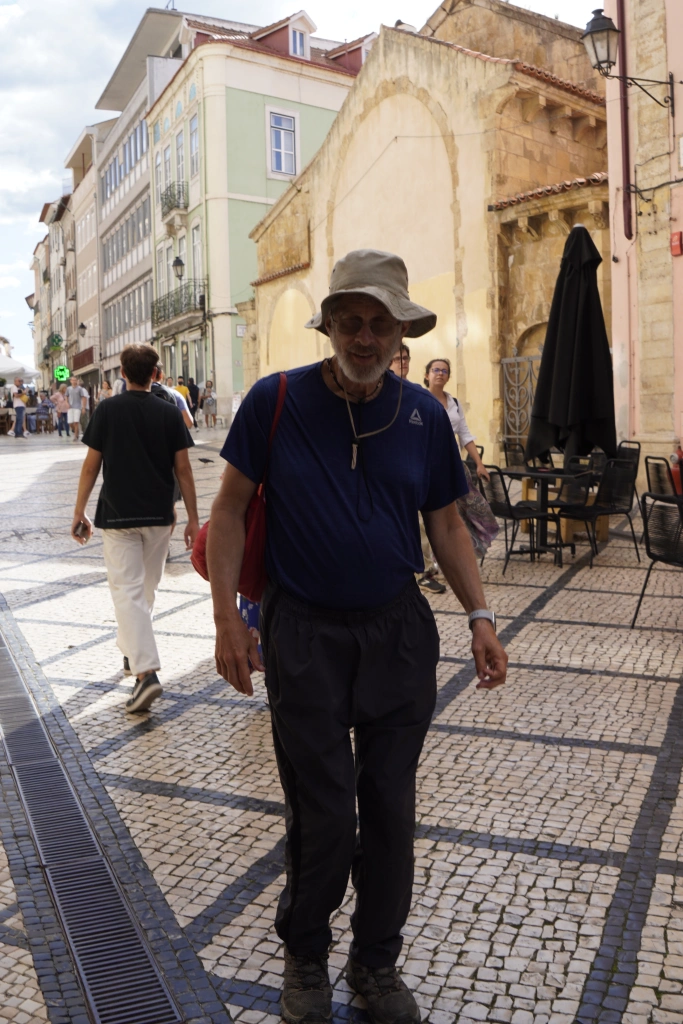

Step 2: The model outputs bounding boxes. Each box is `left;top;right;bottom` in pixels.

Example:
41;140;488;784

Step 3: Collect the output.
0;0;598;364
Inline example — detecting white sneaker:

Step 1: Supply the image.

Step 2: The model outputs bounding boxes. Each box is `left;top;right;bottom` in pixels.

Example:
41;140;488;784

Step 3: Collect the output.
7;431;14;437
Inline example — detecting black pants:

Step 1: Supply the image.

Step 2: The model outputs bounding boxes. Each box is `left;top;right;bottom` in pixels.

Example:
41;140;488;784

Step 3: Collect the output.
260;580;439;967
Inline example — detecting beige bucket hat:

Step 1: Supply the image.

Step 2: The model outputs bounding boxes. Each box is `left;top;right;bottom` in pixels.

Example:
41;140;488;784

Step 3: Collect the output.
305;249;437;338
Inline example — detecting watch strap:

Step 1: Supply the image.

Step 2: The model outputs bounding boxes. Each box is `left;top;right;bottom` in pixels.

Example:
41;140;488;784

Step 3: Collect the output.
468;609;496;631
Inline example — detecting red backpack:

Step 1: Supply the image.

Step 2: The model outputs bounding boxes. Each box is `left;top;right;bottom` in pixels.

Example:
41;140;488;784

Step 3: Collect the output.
191;372;287;602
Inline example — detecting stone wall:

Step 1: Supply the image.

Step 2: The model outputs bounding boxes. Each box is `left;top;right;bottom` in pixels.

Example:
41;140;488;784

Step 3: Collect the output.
422;0;603;93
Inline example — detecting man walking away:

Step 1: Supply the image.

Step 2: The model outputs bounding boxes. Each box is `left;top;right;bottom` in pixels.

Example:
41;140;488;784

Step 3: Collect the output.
208;249;508;1024
71;343;200;713
153;365;194;429
8;378;28;439
67;377;87;442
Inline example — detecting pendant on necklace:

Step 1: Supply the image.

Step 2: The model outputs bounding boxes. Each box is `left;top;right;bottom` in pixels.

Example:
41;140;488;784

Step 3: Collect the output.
351;443;358;471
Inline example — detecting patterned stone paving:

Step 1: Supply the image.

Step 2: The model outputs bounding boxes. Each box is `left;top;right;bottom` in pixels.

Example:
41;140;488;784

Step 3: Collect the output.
0;432;682;1024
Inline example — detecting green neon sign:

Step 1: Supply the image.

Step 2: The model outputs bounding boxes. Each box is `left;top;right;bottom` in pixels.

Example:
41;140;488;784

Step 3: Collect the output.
54;365;70;382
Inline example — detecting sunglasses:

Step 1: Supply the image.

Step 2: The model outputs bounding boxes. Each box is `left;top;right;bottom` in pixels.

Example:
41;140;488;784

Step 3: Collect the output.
331;315;399;338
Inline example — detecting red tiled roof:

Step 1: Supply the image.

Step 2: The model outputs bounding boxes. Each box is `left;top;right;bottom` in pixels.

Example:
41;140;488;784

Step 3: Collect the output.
490;171;608;210
250;13;295;39
216;37;357;76
251;262;311;288
326;34;374;57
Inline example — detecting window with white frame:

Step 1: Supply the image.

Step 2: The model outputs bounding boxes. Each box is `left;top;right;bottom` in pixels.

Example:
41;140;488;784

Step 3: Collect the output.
155;153;162;204
191;224;202;280
164;145;171;188
291;28;305;56
176;131;185;183
190;115;199;177
270;112;296;175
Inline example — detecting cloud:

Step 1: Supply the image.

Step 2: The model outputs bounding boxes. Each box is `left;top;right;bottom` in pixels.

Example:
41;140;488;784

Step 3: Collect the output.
0;277;21;290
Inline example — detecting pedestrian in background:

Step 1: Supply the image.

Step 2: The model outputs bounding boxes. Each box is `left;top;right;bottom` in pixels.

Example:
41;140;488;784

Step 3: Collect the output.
187;377;200;428
201;381;217;428
67;377;87;442
389;342;411;378
53;384;70;437
77;378;91;431
98;380;113;402
8;377;28;439
424;359;498;558
71;343;199;713
175;376;190;404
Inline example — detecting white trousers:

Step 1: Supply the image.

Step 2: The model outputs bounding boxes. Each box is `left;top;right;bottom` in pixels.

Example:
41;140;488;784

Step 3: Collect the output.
101;525;172;676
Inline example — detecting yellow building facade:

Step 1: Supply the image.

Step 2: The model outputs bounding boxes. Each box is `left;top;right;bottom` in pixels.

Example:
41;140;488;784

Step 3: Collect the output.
249;4;609;459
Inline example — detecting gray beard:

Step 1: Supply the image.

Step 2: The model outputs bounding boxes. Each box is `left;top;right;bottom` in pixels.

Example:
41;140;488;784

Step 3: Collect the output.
330;337;400;385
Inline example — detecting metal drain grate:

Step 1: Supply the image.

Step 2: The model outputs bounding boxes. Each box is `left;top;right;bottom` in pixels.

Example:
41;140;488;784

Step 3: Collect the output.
49;860;180;1024
0;634;181;1024
14;761;100;865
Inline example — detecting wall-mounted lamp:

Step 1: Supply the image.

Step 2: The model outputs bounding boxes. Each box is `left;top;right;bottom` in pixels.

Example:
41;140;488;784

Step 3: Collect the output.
582;9;680;115
172;256;185;281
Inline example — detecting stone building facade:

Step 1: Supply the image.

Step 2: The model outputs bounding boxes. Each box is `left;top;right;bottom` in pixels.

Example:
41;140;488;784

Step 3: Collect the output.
249;3;609;459
604;0;683;459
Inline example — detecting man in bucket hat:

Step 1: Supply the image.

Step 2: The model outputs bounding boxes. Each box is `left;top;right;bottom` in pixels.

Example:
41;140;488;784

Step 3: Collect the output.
208;250;507;1024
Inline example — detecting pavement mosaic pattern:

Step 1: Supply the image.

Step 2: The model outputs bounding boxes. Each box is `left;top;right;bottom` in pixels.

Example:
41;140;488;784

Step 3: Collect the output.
0;431;682;1024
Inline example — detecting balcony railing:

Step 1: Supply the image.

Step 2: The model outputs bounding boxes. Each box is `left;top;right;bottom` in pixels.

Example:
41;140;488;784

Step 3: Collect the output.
161;182;189;219
152;279;206;327
73;347;94;371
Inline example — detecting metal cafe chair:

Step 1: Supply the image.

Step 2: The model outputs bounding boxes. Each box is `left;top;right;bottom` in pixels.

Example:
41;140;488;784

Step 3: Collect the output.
556;459;640;567
480;466;562;574
645;455;676;496
502;441;526;467
617;439;641;501
631;492;683;627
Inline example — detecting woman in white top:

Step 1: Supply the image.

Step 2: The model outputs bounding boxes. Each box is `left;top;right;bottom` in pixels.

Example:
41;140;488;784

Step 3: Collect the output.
424;359;490;481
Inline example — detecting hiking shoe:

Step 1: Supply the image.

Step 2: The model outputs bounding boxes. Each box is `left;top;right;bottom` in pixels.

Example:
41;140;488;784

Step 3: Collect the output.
345;959;420;1024
281;948;331;1023
123;656;132;677
125;673;163;713
417;574;446;595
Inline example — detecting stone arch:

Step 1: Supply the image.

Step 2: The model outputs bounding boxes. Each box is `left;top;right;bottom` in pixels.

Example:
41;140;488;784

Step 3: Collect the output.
514;322;547;358
263;282;324;376
322;78;461;388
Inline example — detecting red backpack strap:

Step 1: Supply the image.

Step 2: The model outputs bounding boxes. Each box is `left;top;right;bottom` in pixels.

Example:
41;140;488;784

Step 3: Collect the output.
267;372;288;450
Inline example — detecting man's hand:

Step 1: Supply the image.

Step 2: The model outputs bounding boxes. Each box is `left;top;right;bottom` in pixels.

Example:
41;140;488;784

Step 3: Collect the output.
184;518;200;550
214;613;264;696
471;619;507;690
71;512;93;545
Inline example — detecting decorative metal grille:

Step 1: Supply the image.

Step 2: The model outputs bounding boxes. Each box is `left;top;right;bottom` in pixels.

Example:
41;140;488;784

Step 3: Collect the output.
160;181;189;219
151;279;206;327
502;353;541;442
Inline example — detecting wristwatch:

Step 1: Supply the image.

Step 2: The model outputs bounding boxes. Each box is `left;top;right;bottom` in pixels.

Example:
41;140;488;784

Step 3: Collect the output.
468;609;496;632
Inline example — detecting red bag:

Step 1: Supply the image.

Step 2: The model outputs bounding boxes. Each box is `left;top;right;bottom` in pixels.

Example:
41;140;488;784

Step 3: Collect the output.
191;372;288;600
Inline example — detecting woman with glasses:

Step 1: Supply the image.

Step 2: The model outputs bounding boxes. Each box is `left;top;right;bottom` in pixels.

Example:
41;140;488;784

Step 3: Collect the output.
424;359;489;481
423;358;498;560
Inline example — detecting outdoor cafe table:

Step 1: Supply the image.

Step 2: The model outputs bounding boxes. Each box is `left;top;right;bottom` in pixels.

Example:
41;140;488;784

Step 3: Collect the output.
501;465;587;557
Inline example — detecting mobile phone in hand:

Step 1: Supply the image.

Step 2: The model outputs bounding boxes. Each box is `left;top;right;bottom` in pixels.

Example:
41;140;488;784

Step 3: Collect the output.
74;521;89;542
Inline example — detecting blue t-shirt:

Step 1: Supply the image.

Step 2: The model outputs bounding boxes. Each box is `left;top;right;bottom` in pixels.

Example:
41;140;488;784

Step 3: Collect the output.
222;364;467;609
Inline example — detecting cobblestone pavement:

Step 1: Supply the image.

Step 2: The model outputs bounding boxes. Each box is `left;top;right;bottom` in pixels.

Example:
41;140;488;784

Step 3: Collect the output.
0;431;682;1024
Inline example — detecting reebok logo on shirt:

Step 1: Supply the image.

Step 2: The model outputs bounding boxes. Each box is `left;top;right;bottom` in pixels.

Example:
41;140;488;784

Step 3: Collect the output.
409;409;423;426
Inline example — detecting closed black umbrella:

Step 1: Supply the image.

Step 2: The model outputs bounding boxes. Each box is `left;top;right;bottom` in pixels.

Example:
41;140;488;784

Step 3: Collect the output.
525;225;617;463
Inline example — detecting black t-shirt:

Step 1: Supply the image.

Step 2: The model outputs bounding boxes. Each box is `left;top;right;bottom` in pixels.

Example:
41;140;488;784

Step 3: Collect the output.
82;390;193;529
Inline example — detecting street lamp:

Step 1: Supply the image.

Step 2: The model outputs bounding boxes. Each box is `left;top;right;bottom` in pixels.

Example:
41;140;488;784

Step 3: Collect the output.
581;9;680;114
172;257;185;281
78;322;87;338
